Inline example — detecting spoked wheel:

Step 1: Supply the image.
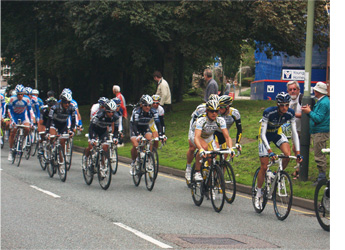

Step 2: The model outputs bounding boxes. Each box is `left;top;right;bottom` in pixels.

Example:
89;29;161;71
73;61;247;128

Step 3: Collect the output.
57;145;67;182
152;147;159;180
132;160;142;187
221;161;236;204
82;151;94;185
98;151;112;190
47;147;56;178
24;135;32;160
110;144;119;175
252;167;268;214
38;142;47;171
144;152;156;191
15;136;24;167
273;171;293;221
31;129;39;156
65;138;73;171
191;163;204;207
210;165;226;213
314;179;330;231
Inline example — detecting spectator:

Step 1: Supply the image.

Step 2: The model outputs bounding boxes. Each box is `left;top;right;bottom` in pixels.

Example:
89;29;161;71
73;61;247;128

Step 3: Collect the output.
113;85;127;119
153;71;171;112
224;80;231;95
301;82;330;185
286;80;303;179
203;68;218;102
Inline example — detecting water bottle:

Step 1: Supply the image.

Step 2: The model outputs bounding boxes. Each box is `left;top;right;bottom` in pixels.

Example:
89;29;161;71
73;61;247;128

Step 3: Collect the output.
267;170;274;184
140;151;145;159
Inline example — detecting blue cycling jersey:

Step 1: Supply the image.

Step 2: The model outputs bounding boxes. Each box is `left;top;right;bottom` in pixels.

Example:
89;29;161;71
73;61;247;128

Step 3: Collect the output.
8;95;32;124
261;106;296;133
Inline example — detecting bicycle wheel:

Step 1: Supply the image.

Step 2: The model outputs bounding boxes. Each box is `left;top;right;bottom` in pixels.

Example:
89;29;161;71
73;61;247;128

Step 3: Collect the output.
210;165;226;212
132;159;142;187
11;134;19;165
31;129;39;156
57;145;67;182
144;152;156;191
82;151;94;185
47;146;55;178
273;171;293;221
190;163;204;206
221;161;236;204
65;138;73;171
16;135;24;167
252;167;268;213
38;142;47;171
24;135;32;160
152;147;159;180
314;179;330;231
110;144;119;175
98;151;112;190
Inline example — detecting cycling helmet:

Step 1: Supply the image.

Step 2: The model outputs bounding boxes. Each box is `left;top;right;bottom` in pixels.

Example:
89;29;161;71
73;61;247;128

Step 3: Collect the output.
60;91;72;102
208;94;219;102
47;90;55;97
152;94;161;102
98;97;109;107
206;99;220;111
140;94;153;106
218;95;233;106
46;97;57;107
62;88;72;95
276;92;291;103
15;84;25;94
112;97;121;105
0;89;5;95
32;89;39;95
104;99;117;112
25;87;33;95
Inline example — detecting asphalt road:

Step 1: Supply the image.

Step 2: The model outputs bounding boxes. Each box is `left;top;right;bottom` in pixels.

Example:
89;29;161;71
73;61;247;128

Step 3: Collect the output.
1;144;330;249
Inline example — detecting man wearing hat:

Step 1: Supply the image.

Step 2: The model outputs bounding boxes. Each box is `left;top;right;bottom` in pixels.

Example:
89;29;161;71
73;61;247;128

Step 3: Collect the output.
301;81;330;185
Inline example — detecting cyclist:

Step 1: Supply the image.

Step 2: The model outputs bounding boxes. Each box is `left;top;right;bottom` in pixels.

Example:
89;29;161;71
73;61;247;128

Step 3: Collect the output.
191;99;234;181
24;87;39;124
90;97;109;120
83;99;118;165
129;94;163;175
61;88;83;133
150;94;167;149
255;92;303;209
32;89;44;109
215;95;242;155
46;91;76;152
7;84;33;161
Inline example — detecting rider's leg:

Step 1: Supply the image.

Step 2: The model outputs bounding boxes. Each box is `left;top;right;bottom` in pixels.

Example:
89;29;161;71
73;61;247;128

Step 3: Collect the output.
280;142;291;169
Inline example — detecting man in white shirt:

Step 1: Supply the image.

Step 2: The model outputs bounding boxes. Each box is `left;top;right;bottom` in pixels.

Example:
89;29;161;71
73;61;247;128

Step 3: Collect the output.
153;71;171;111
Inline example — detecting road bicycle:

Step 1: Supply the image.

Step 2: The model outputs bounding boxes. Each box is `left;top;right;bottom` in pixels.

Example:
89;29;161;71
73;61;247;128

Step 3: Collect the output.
82;136;112;190
132;137;157;191
314;148;330;231
190;149;227;212
11;120;30;167
252;154;296;220
30;124;40;157
64;132;74;171
37;131;49;171
150;137;161;180
219;147;240;204
23;131;32;160
108;133;119;175
46;134;68;182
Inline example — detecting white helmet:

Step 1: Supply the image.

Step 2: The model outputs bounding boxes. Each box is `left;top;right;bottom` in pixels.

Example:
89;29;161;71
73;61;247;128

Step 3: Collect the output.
32;89;39;95
60;92;72;102
140;94;153;106
105;99;117;112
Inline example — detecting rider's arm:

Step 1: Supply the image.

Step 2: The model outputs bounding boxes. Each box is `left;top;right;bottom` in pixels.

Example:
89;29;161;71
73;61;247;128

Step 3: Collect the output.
290;119;300;152
194;129;203;151
159;115;165;134
260;119;271;152
153;112;163;136
221;127;233;149
234;118;242;144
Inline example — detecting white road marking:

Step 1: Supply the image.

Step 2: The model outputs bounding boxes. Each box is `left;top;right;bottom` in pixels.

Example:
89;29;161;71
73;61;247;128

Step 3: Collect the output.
114;222;173;249
30;185;61;198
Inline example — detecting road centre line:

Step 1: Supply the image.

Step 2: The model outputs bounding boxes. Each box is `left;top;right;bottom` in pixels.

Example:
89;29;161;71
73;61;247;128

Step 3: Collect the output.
114;222;173;249
30;185;61;198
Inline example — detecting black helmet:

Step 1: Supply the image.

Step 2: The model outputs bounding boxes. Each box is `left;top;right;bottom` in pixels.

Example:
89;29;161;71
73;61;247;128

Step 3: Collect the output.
276;92;291;103
46;97;57;107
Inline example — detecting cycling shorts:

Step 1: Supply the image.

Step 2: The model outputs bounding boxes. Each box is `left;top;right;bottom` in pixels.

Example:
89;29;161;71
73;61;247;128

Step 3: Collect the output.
258;130;288;157
214;131;228;149
189;133;216;150
50;121;68;135
130;123;151;138
88;129;110;144
11;113;30;127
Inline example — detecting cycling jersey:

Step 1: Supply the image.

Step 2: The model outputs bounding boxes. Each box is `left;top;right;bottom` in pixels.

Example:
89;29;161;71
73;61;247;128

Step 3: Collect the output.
0;93;5;119
259;106;299;157
8;95;33;124
30;95;41;121
150;105;165;134
130;107;162;137
89;109;119;142
47;103;76;134
40;105;50;127
216;107;242;144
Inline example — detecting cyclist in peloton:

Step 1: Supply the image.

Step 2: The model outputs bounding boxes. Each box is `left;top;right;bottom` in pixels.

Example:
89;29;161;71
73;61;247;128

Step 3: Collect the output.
7;84;33;161
215;95;242;155
90;97;109;120
255;92;303;209
83;99;118;166
25;87;40;124
61;88;83;133
129;94;163;175
150;94;167;149
191;99;234;181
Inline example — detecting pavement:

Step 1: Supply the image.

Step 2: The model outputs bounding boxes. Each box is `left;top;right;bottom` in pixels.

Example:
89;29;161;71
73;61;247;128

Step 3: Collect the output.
73;145;314;211
231;86;251;100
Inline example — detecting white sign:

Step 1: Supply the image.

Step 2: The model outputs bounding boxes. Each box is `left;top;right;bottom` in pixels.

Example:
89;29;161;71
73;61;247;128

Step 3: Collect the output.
267;85;275;93
282;69;305;81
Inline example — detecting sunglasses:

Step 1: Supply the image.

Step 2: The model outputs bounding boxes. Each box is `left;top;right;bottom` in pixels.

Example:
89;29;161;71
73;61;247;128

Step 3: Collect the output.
62;100;70;104
106;111;114;114
278;103;289;107
17;93;24;96
143;104;151;107
288;88;297;91
220;106;228;109
153;102;160;104
208;110;219;113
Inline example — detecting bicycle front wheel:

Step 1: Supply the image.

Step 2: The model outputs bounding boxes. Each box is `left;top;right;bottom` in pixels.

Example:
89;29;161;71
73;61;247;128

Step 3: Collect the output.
152;147;159;180
98;151;112;190
47;147;55;178
57;145;67;182
144;152;156;191
221;161;236;204
314;179;330;231
65;138;73;171
190;163;204;207
31;129;39;156
110;144;119;175
82;151;94;185
24;135;32;160
16;135;24;167
273;171;293;221
252;167;268;213
132;160;142;187
210;165;226;212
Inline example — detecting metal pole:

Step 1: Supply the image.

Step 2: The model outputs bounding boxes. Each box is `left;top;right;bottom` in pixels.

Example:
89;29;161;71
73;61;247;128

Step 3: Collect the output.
35;27;38;89
239;60;242;96
299;0;315;181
